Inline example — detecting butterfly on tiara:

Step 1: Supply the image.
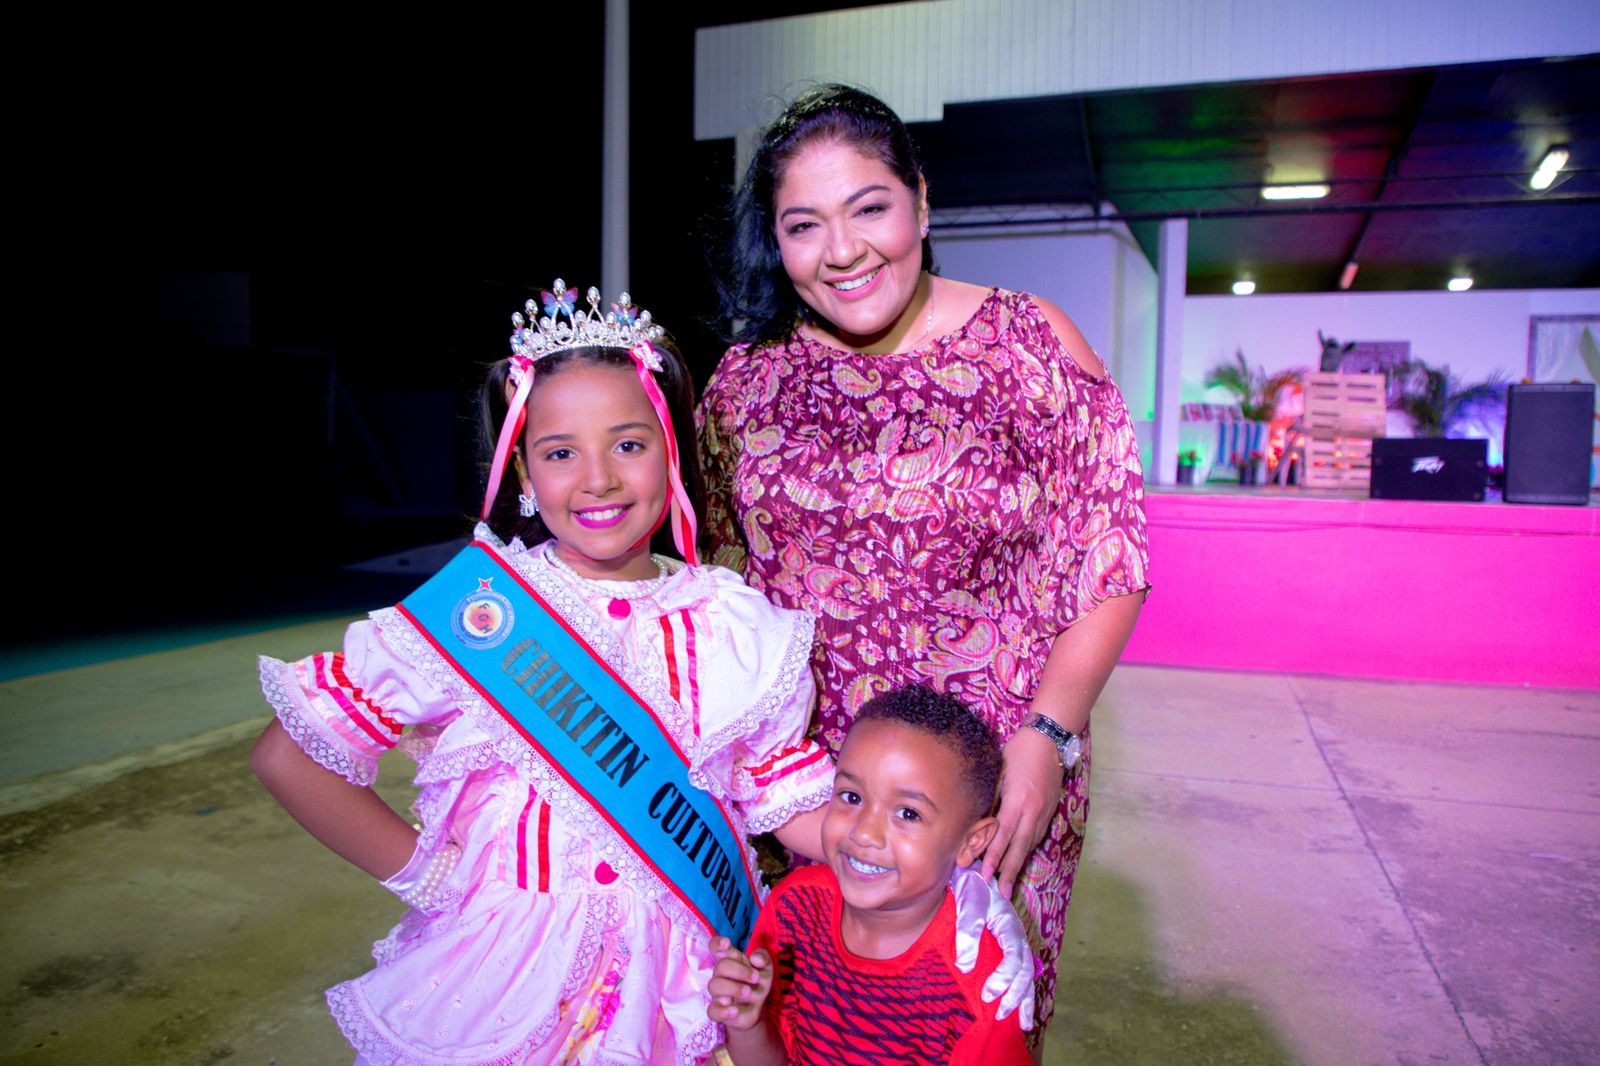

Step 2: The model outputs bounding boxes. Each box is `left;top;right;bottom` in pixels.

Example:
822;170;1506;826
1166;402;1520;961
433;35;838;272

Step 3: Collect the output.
541;284;579;321
611;299;639;327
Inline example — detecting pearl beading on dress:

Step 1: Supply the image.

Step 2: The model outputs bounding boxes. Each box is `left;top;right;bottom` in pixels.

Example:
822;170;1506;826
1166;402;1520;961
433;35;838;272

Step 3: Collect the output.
389;841;462;913
544;550;671;619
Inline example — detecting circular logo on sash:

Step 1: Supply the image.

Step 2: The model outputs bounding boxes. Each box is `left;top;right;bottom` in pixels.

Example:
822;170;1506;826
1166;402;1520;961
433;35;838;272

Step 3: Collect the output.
451;581;514;649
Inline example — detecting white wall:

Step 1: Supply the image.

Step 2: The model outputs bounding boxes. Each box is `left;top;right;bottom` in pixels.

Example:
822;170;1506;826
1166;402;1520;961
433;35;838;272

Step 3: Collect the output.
935;226;1157;394
934;225;1160;467
930;223;1597;471
932;228;1600;387
696;0;1600;140
1182;289;1600;399
1184;288;1600;467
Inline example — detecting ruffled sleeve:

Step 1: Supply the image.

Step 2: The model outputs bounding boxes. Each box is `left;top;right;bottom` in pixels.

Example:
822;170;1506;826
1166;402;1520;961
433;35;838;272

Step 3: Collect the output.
688;568;833;834
696;344;756;575
1018;295;1152;641
257;615;457;786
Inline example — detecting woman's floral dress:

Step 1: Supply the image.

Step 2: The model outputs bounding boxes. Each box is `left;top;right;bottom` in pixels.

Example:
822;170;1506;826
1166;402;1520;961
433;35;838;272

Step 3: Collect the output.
697;288;1151;1029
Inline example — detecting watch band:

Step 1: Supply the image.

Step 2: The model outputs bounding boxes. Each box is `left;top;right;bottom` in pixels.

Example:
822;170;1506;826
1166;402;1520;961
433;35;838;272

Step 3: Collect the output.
1021;712;1082;772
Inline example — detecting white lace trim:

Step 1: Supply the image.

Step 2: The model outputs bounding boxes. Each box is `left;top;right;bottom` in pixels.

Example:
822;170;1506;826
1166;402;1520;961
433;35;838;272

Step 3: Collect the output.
742;780;833;836
330;893;634;1065
674;1018;725;1066
259;655;377;786
690;608;817;783
409;782;459;854
411;739;502;786
369;911;418;967
397;723;441;764
567;893;624;1000
327;980;545;1066
545;549;673;600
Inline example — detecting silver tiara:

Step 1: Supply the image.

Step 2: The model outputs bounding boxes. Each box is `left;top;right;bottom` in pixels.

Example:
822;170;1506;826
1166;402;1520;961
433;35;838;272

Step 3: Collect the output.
510;279;665;369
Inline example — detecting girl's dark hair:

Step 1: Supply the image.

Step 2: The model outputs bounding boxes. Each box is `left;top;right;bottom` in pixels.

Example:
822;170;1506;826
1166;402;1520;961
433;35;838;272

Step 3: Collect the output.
710;84;934;347
479;337;707;562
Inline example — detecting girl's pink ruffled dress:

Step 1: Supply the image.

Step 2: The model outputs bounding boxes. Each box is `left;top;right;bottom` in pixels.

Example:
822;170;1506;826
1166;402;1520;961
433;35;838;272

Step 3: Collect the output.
260;531;831;1066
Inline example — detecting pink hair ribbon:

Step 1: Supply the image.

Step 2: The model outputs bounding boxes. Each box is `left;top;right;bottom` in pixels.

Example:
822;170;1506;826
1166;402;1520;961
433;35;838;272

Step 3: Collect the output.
481;355;536;521
631;343;700;565
482;345;699;567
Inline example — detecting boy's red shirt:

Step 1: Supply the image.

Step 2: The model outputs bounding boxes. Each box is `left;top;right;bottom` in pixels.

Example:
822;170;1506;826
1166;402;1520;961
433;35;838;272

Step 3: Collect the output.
747;865;1031;1066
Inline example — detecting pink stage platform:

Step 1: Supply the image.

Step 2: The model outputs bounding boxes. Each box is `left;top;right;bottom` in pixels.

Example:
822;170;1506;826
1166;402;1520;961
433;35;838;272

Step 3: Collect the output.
1121;487;1600;689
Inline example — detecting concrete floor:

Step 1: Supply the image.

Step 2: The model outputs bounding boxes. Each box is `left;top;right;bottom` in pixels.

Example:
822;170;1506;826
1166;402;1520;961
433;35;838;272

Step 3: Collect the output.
1;620;1596;1065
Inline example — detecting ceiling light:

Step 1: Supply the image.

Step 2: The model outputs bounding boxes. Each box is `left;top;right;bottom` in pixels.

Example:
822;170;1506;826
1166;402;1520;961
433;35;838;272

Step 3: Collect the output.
1447;276;1474;292
1530;145;1569;191
1261;184;1331;200
1339;261;1359;290
1233;279;1257;295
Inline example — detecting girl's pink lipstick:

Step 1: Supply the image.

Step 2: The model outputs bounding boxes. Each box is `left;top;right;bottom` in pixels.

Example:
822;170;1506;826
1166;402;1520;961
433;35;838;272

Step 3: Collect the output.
573;505;630;529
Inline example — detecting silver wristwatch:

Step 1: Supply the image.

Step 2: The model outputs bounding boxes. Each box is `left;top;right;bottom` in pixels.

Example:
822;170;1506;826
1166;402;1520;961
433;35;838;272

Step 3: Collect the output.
1022;712;1082;773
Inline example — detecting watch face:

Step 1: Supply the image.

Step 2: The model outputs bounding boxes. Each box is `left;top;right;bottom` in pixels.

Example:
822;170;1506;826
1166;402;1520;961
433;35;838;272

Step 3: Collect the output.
1060;733;1082;770
1027;715;1081;770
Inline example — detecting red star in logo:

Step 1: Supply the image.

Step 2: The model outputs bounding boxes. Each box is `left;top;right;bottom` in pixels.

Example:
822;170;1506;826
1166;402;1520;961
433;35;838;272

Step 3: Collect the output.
477;578;494;592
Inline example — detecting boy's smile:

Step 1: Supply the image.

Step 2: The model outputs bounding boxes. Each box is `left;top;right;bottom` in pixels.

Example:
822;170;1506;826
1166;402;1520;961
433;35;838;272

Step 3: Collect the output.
822;718;995;958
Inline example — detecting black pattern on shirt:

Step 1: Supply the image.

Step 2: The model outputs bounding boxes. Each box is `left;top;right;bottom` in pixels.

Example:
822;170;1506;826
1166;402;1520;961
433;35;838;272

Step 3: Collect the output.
773;882;974;1065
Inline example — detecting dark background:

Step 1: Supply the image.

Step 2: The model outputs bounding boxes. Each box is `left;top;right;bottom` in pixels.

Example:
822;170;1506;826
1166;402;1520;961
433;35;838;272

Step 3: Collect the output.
10;3;864;647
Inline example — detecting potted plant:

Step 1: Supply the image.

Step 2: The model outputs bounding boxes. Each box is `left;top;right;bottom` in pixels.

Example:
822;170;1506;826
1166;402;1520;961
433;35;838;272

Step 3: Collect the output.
1205;352;1303;478
1205;350;1304;423
1176;449;1200;485
1390;359;1509;438
1235;449;1265;486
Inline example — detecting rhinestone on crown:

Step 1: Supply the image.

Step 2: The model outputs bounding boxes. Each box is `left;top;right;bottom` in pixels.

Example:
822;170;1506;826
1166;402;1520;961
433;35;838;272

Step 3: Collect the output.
510;279;665;371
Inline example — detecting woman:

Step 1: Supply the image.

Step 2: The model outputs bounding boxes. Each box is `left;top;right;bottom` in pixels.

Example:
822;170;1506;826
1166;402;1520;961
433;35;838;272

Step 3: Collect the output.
697;84;1150;1042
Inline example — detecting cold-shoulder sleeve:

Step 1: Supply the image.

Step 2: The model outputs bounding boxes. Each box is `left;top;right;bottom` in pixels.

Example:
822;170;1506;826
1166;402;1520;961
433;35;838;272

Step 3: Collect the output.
688;568;833;834
696;344;755;574
1020;295;1151;638
257;615;457;786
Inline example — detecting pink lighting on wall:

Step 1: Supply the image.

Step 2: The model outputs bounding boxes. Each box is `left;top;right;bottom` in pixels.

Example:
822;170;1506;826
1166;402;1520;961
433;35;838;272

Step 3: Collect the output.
1122;492;1600;689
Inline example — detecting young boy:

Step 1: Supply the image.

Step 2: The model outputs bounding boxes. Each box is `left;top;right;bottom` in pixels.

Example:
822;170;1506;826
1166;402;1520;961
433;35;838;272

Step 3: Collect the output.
708;685;1031;1065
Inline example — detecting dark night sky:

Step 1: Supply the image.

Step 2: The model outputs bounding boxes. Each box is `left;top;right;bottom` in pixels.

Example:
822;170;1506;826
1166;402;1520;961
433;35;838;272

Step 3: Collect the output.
12;3;898;645
20;17;612;642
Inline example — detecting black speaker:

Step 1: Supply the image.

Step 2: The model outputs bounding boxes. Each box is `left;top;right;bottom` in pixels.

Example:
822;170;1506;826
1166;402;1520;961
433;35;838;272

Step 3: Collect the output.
1370;438;1488;501
1503;383;1596;505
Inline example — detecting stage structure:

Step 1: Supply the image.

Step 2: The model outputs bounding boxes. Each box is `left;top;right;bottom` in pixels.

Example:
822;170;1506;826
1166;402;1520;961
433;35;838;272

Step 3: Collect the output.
1122;489;1599;690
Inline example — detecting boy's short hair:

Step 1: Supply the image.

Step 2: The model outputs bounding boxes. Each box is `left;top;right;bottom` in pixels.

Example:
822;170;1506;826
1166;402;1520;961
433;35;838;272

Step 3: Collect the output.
854;685;1002;822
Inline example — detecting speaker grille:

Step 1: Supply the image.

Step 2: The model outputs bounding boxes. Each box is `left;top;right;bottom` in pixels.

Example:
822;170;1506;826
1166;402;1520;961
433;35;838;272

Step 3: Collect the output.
1503;383;1595;505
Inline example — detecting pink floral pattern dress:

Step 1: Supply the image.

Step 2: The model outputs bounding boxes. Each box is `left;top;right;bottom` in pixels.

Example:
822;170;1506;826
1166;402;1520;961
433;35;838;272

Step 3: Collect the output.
697;288;1150;1027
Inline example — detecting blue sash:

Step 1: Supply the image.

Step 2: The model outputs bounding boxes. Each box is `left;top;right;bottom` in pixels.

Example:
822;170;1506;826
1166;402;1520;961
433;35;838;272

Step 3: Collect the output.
396;541;757;945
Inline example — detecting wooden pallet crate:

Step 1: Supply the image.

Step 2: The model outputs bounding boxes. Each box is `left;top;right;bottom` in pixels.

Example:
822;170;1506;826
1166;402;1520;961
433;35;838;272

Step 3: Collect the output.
1303;436;1375;490
1303;372;1387;439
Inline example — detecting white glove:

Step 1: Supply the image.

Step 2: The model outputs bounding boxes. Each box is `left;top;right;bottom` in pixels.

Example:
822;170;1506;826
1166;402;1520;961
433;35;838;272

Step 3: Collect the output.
380;836;462;916
949;863;1036;1030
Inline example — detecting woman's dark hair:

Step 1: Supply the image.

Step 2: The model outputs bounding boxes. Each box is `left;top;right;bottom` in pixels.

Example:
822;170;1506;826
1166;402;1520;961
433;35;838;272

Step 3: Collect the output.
710;84;934;347
479;336;707;562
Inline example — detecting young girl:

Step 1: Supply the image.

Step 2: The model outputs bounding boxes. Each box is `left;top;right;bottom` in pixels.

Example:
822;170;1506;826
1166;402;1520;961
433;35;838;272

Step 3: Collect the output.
251;282;1030;1066
251;282;834;1065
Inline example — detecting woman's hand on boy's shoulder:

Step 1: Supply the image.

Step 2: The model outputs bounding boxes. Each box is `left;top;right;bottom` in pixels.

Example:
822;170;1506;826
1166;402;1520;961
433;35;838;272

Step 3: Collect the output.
707;936;775;1030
